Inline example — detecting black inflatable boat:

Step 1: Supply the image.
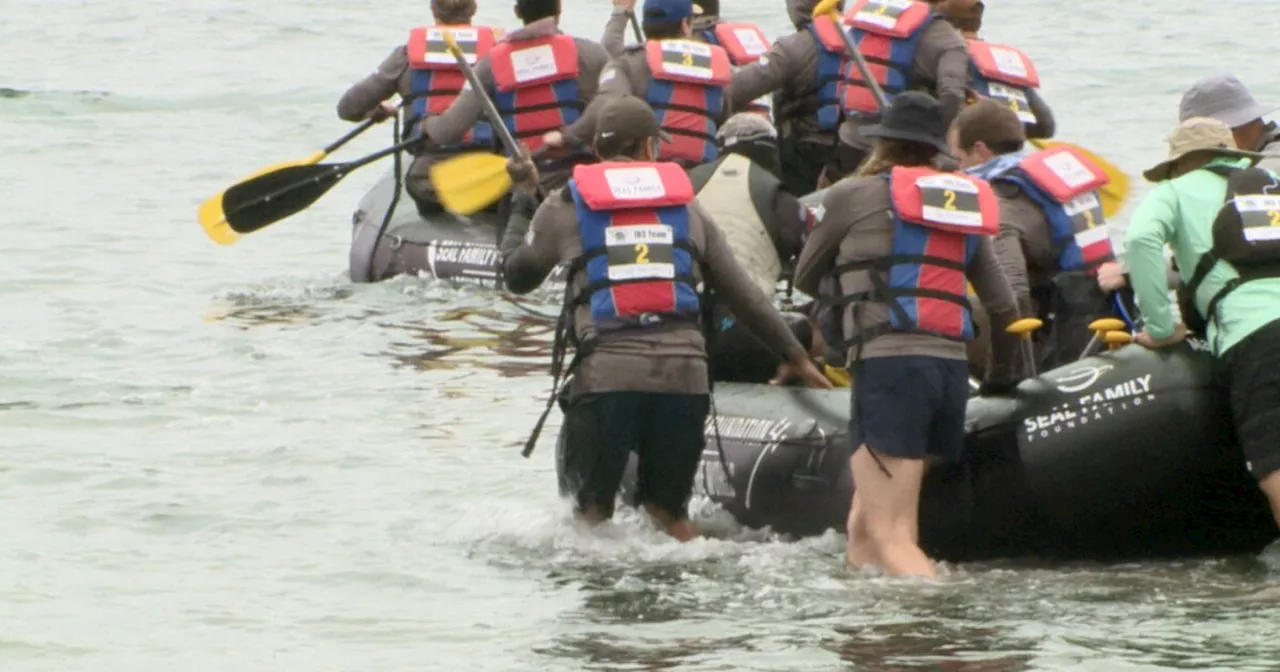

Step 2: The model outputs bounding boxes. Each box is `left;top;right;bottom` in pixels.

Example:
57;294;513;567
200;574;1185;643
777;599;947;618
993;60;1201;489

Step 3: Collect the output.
348;167;568;286
588;340;1277;562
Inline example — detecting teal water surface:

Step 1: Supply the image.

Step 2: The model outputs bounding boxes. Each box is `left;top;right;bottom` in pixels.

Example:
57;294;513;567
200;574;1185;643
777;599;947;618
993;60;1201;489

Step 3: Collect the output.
3;1;1280;670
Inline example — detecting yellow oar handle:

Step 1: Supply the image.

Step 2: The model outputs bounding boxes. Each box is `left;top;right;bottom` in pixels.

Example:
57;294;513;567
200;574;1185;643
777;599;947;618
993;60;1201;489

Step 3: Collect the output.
823;364;852;388
1088;318;1127;334
1103;331;1132;348
813;0;842;18
1006;318;1044;338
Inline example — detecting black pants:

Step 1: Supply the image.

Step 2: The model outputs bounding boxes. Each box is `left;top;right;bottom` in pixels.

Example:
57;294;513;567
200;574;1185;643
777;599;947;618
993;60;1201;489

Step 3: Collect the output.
559;392;711;520
710;313;814;384
1224;318;1280;481
779;139;837;196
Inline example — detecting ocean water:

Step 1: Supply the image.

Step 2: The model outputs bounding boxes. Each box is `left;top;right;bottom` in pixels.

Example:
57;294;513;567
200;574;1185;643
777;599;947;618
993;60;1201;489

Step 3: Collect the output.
3;1;1280;670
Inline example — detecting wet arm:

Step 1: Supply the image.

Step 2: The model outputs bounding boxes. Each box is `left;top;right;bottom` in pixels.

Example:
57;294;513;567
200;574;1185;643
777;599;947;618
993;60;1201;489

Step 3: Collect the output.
793;188;853;296
968;237;1023;381
728;39;793;110
1025;88;1056;139
600;12;630;59
701;211;809;362
1124;184;1179;339
423;60;495;145
993;197;1036;307
500;196;565;294
918;22;970;127
337;47;406;121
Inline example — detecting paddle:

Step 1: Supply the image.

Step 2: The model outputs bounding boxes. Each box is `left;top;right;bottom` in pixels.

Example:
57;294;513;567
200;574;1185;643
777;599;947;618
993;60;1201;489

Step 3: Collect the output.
813;0;888;109
1030;138;1130;218
217;135;423;235
198;112;390;245
428;27;541;215
628;10;644;43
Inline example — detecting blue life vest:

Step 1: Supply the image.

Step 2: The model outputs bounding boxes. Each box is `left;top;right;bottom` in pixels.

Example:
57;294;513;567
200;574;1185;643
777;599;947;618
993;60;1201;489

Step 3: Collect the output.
807;17;849;132
841;0;937;118
967;39;1041;129
568;162;701;329
644;40;733;167
825;166;999;347
968;146;1114;272
489;34;583;158
405;25;497;147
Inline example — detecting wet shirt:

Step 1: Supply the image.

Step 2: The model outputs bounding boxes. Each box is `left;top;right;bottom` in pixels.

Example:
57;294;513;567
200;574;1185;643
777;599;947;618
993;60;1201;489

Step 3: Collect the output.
837;20;970;150
560;46;734;151
1125;157;1280;355
501;173;808;396
423;35;610;190
794;174;1019;372
730;29;834;144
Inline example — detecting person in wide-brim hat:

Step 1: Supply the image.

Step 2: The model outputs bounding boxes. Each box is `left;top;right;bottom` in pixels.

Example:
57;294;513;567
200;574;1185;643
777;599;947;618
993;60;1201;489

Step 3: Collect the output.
860;90;953;156
1142;116;1262;182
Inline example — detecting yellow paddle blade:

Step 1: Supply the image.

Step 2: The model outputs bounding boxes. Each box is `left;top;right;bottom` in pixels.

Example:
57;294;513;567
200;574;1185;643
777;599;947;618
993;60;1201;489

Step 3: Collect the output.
197;150;326;245
430;152;513;216
1029;139;1130;219
823;364;852;388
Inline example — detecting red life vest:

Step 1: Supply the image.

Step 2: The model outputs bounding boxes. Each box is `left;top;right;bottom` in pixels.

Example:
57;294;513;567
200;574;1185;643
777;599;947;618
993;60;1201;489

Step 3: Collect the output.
405;25;497;145
829;167;998;346
645;40;734;166
489;35;582;152
713;23;771;66
1016;146;1114;270
967;39;1041;126
809;14;853;131
841;0;936;117
569;162;701;327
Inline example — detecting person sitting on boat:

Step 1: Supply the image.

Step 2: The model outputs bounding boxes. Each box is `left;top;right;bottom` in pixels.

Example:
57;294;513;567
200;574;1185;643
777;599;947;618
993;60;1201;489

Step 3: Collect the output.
541;0;734;170
498;96;831;541
602;0;774;118
950;99;1114;371
828;0;971;182
336;0;503;218
726;0;849;196
1125;116;1280;531
686;113;816;382
1181;75;1280;172
951;0;1054;140
794;91;1023;577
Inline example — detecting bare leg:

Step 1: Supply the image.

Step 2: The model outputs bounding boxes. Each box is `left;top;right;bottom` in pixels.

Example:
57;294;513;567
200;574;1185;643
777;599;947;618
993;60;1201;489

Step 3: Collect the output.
1258;471;1280;531
642;502;699;542
845;446;934;578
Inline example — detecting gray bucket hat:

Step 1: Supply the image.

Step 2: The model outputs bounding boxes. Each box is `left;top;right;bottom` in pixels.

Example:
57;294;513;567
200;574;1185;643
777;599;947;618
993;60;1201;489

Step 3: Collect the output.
1179;74;1278;128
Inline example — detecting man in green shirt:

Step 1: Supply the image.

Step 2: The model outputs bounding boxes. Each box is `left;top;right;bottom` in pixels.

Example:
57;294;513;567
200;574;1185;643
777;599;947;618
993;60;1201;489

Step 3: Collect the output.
1125;116;1280;529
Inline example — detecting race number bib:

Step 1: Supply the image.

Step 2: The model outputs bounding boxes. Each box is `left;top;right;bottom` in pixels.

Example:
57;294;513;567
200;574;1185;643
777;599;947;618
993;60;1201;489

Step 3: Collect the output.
1235;194;1280;242
659;40;715;80
917;174;984;228
854;0;913;30
605;225;677;281
988;82;1036;124
1064;192;1105;231
423;28;479;65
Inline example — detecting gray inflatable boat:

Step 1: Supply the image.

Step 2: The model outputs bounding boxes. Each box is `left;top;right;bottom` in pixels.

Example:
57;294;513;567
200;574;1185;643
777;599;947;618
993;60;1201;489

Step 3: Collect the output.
348;167;567;286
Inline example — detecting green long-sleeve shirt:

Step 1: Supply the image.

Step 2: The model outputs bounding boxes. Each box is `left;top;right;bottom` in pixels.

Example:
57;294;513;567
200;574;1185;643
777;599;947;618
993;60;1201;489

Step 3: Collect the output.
1124;157;1280;355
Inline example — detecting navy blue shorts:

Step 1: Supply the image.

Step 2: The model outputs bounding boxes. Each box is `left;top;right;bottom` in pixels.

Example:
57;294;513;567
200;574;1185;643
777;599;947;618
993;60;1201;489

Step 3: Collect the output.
1224;318;1280;481
849;356;970;461
559;392;710;519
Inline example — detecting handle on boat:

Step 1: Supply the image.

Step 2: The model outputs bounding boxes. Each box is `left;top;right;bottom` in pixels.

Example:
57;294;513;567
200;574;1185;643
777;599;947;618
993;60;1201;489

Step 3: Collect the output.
1006;317;1043;378
1078;317;1128;360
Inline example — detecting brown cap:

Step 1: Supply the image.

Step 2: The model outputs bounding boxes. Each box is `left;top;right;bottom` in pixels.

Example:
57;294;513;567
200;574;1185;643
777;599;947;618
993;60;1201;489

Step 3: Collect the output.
595;96;673;154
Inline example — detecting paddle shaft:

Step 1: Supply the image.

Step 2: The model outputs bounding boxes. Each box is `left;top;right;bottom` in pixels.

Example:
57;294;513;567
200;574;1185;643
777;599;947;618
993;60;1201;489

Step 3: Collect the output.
818;9;889;109
628;11;643;42
320;99;403;154
444;35;522;158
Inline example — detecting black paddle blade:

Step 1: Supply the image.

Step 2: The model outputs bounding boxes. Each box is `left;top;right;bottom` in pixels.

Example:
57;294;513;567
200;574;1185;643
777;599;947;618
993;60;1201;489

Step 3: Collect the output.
222;163;348;234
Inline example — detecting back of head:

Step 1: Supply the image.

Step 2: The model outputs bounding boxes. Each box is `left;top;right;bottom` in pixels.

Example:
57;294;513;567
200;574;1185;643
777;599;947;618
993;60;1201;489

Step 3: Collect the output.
432;0;477;24
717;113;781;173
787;0;839;29
953;98;1025;154
593;96;672;160
643;0;694;39
515;0;560;24
693;0;719;16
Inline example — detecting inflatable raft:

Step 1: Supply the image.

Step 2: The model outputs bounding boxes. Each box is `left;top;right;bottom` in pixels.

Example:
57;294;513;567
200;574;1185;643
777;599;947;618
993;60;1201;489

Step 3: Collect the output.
348;167;568;285
586;340;1277;562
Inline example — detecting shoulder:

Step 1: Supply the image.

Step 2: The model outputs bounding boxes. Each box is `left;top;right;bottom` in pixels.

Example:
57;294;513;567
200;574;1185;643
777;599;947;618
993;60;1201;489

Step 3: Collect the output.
574;36;608;56
921;19;967;50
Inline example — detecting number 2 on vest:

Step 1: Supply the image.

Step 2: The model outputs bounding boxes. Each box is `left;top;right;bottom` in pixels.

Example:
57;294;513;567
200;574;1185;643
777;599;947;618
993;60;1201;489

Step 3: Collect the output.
682;52;693;67
943;189;957;210
635;243;650;263
1270;210;1280;227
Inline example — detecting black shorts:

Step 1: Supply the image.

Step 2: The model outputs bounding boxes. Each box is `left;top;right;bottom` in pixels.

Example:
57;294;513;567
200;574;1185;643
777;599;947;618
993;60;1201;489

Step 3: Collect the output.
1224;318;1280;481
849;356;970;461
559;392;711;519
